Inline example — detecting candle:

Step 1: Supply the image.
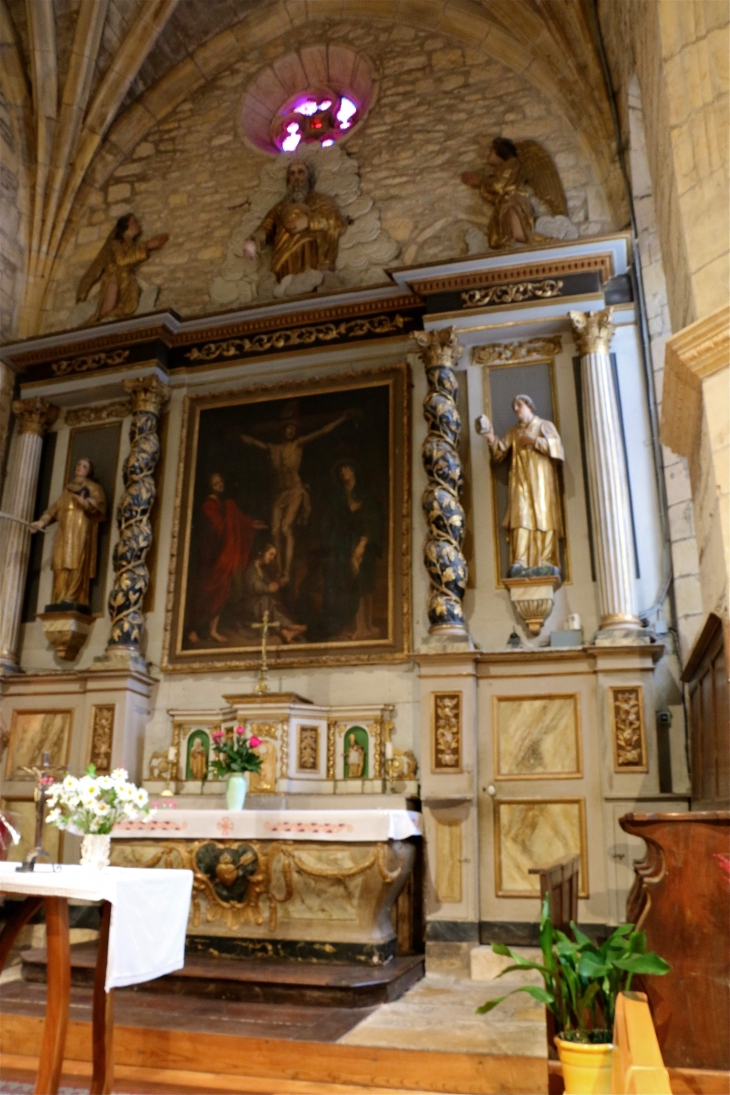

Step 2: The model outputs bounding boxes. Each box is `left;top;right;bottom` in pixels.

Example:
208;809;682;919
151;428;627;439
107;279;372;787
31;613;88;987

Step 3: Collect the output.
385;741;394;760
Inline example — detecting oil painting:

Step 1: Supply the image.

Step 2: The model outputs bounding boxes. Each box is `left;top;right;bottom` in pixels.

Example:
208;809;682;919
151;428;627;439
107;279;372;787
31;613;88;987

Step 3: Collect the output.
164;365;409;670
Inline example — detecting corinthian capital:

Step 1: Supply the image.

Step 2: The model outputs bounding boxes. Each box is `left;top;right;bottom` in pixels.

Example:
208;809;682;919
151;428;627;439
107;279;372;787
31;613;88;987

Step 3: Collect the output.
123;375;170;416
569;307;614;356
12;397;59;436
413;327;463;369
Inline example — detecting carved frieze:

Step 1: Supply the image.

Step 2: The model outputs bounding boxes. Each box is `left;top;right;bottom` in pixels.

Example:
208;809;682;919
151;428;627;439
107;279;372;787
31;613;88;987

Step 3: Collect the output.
185;314;406;362
432;692;462;772
611;686;647;771
472;336;563;366
461;279;563;308
66;400;132;426
51;349;130;377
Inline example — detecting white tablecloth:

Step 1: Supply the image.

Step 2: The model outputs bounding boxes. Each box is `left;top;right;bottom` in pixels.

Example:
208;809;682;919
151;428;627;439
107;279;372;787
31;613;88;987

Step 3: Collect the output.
0;862;192;992
112;808;423;842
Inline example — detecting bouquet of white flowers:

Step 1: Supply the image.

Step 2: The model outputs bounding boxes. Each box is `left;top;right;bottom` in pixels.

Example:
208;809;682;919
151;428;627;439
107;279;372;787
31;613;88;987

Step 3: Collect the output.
46;764;150;836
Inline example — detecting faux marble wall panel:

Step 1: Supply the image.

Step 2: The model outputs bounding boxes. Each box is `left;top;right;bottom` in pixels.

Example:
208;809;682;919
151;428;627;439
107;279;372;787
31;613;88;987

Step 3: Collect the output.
5;710;73;779
434;818;462;904
494;695;580;778
495;799;586;897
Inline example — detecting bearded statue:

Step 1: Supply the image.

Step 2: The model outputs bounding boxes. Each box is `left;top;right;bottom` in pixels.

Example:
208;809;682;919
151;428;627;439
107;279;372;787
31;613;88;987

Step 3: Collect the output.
243;159;347;281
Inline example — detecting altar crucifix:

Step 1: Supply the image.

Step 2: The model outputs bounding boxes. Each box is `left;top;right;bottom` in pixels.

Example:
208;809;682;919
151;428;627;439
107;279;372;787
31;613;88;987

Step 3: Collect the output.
252;609;280;695
17;751;66;872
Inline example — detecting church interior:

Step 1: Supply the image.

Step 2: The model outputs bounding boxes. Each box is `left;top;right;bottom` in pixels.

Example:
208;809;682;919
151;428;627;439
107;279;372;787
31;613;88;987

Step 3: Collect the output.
0;1;727;1093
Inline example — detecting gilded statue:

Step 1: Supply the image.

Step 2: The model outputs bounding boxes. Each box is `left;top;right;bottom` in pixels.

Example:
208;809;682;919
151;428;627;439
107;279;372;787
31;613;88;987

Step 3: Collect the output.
476;395;564;575
77;213;168;322
188;738;208;782
30;457;106;607
243;160;347;281
462;137;575;250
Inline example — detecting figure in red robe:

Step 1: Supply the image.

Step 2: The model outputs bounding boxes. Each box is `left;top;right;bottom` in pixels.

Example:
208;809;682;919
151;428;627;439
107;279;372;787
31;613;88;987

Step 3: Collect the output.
188;472;266;644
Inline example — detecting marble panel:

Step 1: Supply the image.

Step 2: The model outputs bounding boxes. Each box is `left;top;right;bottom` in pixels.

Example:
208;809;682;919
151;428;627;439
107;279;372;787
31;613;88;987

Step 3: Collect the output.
494;695;581;779
495;799;587;897
435;818;462;904
4;710;73;779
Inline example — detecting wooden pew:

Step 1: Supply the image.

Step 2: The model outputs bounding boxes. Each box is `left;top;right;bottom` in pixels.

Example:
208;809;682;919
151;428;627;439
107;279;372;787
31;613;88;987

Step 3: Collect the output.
611;990;671;1094
528;854;580;1095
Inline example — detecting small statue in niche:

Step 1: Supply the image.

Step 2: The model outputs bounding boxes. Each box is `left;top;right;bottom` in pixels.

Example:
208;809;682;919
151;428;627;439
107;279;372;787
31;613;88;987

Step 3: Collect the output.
462;138;577;250
30;457;106;608
476;395;564;577
243;159;347;281
187;735;209;782
76;213;168;323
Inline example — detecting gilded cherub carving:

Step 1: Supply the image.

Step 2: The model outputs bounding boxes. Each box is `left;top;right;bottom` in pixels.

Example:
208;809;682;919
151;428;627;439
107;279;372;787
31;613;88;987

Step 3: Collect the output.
462;137;578;250
77;213;168;323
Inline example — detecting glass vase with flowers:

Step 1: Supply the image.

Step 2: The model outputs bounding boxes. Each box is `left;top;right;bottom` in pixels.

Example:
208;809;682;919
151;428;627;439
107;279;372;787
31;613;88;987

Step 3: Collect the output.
46;765;149;869
210;727;263;810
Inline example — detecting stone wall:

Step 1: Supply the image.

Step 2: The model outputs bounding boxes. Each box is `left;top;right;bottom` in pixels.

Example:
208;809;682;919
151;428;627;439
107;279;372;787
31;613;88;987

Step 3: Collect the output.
599;0;729;331
41;19;616;332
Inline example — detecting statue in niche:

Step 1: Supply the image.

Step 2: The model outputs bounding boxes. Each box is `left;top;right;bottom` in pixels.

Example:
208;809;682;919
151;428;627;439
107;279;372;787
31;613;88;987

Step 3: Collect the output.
76;213;168;323
186;732;210;782
30;457;106;608
243;159;347;281
344;727;368;779
476;395;564;576
462;138;577;250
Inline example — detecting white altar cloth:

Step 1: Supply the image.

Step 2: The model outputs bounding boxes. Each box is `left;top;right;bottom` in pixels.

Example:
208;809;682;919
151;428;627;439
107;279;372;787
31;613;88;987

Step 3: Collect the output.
0;862;192;991
112;808;423;842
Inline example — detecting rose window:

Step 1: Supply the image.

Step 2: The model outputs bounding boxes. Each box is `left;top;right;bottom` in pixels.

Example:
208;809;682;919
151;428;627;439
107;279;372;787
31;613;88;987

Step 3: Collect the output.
275;91;359;152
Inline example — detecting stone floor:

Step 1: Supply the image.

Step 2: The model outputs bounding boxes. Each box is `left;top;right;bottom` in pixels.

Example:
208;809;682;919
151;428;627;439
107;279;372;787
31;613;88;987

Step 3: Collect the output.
338;948;547;1057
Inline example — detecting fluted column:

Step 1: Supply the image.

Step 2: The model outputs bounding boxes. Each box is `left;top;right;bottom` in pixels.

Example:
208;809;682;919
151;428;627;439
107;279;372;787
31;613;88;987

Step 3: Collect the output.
569;308;644;641
0;398;59;672
414;328;471;645
103;376;169;667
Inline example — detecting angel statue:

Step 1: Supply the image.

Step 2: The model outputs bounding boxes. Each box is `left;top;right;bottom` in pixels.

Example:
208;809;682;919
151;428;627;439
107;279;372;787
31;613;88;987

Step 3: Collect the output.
462;137;578;250
76;213;168;323
243;159;347;282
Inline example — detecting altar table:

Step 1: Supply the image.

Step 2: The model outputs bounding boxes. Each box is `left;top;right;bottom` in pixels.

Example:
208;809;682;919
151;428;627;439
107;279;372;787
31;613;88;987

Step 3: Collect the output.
111;809;422;965
0;862;192;1095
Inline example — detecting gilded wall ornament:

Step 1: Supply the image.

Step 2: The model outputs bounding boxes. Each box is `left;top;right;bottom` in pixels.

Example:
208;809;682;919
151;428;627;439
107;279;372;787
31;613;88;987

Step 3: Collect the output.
106;376;169;655
432;692;462;772
414;328;469;639
12;398;59;436
51;350;130;377
297;725;319;771
185;314;406;362
569;307;615;356
89;705;115;774
472;337;563;366
461;279;563;308
611;687;647;771
65;401;132;426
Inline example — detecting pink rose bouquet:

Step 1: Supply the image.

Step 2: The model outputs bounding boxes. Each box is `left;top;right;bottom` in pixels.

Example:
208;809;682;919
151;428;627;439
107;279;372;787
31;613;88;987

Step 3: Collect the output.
210;726;263;778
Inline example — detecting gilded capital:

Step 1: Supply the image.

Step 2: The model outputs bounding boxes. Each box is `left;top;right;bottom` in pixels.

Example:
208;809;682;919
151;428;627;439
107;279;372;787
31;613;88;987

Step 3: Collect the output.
12;397;59;436
569;307;614;356
413;327;463;369
122;375;170;416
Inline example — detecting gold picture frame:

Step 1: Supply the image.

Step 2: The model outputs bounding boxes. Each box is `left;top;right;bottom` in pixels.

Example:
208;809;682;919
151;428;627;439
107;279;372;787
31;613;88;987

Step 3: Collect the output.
162;363;410;672
492;693;583;780
494;797;588;898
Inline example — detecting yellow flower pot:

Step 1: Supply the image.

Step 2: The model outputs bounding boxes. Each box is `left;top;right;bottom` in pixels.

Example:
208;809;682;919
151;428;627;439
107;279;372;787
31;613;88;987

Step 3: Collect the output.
555;1037;613;1095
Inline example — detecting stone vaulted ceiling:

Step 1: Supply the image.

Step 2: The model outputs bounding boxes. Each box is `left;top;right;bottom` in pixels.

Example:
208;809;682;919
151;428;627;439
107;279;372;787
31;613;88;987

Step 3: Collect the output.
0;0;625;337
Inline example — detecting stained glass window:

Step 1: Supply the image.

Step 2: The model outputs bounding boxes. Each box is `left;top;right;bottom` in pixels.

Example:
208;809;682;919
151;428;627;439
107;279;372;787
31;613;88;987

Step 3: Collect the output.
272;91;359;153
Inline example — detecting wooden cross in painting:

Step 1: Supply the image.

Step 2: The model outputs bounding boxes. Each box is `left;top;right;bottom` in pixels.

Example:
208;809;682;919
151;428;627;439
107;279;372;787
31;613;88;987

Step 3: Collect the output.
252;610;280;694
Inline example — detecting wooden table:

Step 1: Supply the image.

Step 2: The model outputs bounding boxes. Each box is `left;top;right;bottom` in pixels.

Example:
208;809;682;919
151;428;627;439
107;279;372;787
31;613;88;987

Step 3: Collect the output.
0;862;192;1095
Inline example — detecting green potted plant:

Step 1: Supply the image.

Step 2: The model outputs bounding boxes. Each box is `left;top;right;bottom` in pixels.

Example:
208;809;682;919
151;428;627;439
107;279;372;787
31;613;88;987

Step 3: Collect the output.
211;726;263;810
478;896;670;1094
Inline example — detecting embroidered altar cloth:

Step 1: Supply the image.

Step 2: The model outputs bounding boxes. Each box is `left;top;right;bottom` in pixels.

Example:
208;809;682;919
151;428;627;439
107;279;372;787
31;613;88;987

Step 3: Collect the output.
0;862;192;991
111;808;423;842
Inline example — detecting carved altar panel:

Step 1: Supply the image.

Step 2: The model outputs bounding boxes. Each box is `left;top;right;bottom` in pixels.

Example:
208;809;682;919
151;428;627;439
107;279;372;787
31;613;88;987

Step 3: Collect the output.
494;694;582;779
494;798;588;898
88;705;115;774
610;686;647;772
431;692;462;773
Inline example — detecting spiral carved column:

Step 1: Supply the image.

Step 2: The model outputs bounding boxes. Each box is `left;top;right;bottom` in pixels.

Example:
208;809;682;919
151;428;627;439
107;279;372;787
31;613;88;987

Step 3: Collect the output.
104;376;169;663
0;398;59;673
569;308;644;642
414;328;471;644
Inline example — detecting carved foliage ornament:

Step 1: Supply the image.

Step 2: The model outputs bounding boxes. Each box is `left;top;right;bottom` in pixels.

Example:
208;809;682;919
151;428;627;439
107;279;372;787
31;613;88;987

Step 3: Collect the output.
185;315;406;362
51;350;130;377
297;725;319;771
13;397;59;436
433;692;462;771
89;705;115;775
65;401;132;426
414;328;468;634
569;306;615;356
461;279;563;308
472;336;563;366
611;686;647;771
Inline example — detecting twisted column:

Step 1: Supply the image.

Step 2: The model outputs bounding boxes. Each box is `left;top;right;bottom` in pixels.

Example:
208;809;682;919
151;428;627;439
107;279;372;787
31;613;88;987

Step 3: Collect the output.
414;329;470;643
0;398;59;672
569;308;644;641
105;376;168;661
